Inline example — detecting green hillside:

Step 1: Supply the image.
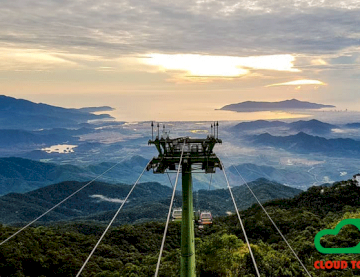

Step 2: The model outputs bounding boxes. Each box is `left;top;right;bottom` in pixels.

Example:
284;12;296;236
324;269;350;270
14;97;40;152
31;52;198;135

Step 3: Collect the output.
1;179;360;276
0;156;156;196
0;178;301;225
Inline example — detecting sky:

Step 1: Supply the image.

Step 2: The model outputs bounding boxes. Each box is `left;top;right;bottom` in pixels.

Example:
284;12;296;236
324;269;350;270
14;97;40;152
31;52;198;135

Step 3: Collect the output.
1;0;360;121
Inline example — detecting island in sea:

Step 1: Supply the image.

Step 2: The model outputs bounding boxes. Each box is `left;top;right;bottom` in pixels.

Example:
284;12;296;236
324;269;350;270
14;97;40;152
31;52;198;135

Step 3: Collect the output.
219;99;335;112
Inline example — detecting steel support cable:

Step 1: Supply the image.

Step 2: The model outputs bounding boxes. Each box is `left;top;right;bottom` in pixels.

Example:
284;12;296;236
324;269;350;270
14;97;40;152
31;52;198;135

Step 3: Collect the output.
203;173;213;210
166;170;180;209
76;160;150;277
221;161;261;277
166;171;174;189
0;154;134;247
232;166;312;277
154;142;186;277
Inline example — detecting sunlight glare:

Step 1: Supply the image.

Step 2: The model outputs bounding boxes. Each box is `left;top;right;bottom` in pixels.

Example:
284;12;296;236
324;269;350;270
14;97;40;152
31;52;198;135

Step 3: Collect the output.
141;53;299;78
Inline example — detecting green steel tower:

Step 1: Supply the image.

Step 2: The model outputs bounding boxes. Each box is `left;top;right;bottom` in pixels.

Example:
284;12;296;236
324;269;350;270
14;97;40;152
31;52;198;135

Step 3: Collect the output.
147;123;222;277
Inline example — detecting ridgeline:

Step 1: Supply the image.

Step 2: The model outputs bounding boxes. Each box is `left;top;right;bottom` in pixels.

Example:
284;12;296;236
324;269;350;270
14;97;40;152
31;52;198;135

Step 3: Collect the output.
1;178;360;276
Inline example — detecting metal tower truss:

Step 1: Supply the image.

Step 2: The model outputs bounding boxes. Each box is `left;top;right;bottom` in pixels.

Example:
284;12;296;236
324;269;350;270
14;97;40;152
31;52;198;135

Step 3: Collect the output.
147;122;222;277
147;136;222;174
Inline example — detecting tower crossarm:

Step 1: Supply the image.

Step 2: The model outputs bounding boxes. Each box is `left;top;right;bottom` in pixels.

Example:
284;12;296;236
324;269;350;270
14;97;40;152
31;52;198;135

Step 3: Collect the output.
147;136;222;174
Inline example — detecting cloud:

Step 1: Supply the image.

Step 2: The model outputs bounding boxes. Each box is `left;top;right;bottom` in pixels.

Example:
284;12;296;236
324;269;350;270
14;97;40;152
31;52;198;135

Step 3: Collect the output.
90;194;126;203
0;0;360;58
0;0;360;106
311;59;328;66
314;219;360;254
0;48;78;71
266;79;326;87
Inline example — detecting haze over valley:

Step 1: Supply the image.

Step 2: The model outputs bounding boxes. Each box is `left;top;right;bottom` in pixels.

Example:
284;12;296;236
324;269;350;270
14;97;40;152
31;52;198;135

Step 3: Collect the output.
1;95;360;200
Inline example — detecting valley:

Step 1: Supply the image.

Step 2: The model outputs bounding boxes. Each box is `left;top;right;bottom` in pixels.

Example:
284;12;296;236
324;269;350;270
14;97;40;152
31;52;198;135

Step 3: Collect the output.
1;95;360;276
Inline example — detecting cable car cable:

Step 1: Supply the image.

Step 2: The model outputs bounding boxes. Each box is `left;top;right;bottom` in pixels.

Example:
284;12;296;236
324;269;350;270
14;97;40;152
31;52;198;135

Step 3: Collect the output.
209;173;213;191
76;160;150;277
166;170;173;189
0;153;134;247
221;161;261;277
232;165;312;277
206;173;213;211
154;142;185;277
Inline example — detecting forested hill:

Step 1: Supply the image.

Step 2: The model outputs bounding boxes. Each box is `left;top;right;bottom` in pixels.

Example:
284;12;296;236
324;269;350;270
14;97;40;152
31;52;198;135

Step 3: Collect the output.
1;178;360;276
0;181;173;224
0;178;301;225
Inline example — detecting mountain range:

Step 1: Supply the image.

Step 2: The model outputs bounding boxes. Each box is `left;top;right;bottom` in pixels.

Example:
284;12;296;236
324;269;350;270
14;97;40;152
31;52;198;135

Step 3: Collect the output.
0;95;114;130
1;154;355;197
346;123;360;128
250;132;360;156
0;178;302;225
0;156;153;195
230;119;336;134
0;156;245;196
220;99;335;112
228;163;315;188
0;177;358;276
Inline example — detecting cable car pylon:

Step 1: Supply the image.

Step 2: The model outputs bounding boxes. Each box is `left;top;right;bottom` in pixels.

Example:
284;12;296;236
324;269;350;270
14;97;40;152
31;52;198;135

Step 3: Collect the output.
147;122;222;277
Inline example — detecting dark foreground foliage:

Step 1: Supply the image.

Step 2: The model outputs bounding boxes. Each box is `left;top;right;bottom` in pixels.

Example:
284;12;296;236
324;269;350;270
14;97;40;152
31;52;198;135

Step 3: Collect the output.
1;180;360;276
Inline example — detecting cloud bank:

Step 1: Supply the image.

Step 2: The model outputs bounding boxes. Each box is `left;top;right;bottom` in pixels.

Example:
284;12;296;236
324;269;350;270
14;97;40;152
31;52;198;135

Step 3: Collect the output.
1;0;359;59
